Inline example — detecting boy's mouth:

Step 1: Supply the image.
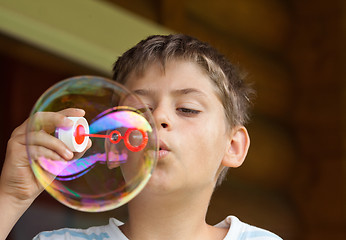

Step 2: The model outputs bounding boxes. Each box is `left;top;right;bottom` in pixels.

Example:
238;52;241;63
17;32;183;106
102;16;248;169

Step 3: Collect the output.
158;141;170;159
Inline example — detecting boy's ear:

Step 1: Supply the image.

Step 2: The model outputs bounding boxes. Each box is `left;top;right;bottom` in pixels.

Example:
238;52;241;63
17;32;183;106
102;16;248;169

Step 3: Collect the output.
222;126;250;168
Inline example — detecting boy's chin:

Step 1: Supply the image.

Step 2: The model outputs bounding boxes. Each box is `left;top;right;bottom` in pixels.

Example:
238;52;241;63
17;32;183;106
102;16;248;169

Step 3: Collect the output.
142;171;182;195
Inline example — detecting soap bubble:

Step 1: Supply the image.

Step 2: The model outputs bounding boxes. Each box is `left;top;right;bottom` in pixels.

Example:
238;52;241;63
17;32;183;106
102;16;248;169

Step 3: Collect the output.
26;76;158;212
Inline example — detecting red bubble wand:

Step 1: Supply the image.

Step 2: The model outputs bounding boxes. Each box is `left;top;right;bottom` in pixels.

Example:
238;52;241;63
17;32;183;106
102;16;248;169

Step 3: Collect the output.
74;124;148;152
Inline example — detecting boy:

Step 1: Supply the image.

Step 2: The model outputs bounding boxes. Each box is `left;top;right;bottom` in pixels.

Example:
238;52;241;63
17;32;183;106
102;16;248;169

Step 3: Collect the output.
0;34;282;239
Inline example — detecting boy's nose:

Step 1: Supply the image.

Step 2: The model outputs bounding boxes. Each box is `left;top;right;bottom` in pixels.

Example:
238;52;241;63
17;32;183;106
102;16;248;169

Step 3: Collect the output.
152;106;171;130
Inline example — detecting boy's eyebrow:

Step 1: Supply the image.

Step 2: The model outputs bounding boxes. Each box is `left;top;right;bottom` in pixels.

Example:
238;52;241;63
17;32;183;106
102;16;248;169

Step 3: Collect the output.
133;88;207;98
173;88;207;97
132;89;154;96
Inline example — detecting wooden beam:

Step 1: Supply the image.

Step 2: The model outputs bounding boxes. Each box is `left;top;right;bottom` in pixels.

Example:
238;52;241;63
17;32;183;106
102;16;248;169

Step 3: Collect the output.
0;0;171;75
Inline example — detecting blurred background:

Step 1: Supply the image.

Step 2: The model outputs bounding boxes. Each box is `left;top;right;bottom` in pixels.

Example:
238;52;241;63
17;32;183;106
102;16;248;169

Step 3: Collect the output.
0;0;345;239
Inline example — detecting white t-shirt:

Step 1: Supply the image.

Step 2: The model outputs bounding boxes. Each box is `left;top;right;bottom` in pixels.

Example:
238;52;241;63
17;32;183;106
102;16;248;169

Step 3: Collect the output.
33;216;282;240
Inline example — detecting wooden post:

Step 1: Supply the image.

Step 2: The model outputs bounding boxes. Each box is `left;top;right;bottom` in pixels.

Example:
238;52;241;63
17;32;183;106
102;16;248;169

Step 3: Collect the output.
287;1;345;239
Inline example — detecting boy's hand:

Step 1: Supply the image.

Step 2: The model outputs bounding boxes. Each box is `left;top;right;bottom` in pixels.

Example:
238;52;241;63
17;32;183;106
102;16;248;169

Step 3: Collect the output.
0;108;87;205
0;108;91;239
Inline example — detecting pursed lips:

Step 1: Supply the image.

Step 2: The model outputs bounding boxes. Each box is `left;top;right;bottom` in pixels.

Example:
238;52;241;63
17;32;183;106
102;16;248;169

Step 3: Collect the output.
158;140;170;159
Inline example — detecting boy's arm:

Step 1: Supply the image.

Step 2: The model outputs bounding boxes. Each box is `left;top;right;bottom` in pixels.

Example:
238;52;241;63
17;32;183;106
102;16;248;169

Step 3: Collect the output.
0;187;35;240
0;108;85;240
0;122;45;240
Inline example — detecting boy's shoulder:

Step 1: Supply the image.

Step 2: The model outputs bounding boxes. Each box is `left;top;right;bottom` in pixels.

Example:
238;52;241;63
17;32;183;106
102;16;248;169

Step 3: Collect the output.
32;218;126;240
33;216;282;240
216;215;283;240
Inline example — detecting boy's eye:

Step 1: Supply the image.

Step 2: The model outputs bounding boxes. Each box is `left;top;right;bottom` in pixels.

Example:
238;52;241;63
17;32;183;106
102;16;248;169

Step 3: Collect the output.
177;108;201;115
137;107;153;113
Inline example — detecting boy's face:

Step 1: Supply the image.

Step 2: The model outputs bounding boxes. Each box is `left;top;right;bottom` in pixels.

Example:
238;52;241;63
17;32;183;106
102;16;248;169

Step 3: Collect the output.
124;60;231;194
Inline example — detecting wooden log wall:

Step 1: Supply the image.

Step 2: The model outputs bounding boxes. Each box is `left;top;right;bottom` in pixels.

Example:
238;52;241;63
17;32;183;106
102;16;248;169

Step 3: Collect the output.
105;0;346;239
0;0;345;239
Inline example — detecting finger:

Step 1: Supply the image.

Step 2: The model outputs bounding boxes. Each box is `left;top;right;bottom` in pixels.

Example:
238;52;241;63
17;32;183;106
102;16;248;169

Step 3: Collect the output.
30;108;86;133
27;130;74;160
28;145;65;162
57;108;85;117
14;108;85;136
11;124;27;139
31;112;72;133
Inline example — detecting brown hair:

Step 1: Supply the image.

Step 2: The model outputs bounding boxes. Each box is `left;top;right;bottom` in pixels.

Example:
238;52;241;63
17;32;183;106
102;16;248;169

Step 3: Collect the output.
112;34;254;185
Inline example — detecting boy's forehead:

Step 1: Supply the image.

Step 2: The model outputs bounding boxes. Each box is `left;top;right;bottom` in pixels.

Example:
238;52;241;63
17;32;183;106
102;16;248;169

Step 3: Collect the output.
124;60;212;90
123;64;225;118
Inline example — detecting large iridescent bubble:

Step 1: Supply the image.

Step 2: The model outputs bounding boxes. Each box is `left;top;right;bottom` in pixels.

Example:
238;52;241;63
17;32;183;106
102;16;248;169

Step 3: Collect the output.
26;76;158;212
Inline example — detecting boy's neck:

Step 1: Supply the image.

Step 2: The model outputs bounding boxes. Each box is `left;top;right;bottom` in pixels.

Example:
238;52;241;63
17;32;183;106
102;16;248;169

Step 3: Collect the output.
120;185;227;240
